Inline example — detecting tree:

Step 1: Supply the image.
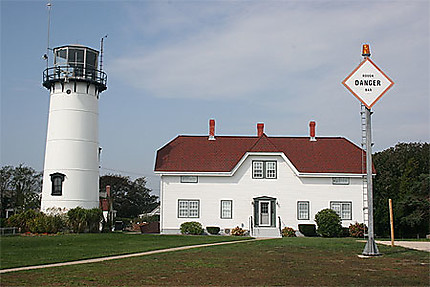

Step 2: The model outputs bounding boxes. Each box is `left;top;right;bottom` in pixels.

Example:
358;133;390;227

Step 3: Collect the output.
373;142;429;238
99;174;158;218
0;164;42;217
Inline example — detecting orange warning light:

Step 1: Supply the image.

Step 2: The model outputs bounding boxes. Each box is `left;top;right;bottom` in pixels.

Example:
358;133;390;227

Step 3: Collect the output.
362;44;371;57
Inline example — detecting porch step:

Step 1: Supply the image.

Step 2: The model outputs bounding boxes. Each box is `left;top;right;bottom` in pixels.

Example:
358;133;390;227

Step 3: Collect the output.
252;227;281;238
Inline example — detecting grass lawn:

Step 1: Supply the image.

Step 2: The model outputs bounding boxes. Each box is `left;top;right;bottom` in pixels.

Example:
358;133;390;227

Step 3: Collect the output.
1;237;429;286
0;233;250;269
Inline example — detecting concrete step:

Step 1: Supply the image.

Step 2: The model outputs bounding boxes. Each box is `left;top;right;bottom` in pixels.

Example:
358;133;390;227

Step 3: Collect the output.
252;227;281;238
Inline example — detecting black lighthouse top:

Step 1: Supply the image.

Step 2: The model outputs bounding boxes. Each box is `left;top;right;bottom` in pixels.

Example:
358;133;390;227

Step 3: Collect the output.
43;45;107;92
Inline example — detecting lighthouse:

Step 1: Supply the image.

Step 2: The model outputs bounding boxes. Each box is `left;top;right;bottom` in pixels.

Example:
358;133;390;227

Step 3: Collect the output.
41;44;107;211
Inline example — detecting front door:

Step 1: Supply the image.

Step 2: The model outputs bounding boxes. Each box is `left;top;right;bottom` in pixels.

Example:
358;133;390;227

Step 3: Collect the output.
259;200;271;226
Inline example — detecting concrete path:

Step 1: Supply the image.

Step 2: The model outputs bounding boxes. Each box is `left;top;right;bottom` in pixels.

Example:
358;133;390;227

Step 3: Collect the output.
1;238;263;274
376;240;430;252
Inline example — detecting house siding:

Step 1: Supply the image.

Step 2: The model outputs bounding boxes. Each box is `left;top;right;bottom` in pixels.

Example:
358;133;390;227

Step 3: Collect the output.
160;154;363;234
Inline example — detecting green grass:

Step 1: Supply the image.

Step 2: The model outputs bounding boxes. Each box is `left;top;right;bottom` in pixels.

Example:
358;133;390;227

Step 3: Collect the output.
1;237;428;286
0;233;250;269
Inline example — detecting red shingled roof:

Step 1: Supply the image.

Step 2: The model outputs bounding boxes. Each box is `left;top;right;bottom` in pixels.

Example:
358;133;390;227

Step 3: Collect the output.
155;134;369;174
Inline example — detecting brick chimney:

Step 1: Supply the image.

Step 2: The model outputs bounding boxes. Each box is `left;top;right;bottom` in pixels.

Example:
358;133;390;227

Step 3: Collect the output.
257;123;264;137
309;121;316;141
209;119;215;140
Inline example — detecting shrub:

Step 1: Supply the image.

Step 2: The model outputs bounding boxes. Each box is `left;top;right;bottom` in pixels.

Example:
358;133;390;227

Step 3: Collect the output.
67;207;102;233
231;226;246;236
67;207;88;233
341;227;350;237
86;208;103;233
206;226;220;235
7;209;39;232
7;209;66;234
298;224;318;237
315;208;342;237
349;222;368;238
180;222;203;235
281;227;296;237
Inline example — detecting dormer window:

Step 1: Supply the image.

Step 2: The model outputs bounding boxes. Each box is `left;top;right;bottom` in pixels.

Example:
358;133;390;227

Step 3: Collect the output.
252;161;277;179
50;173;65;196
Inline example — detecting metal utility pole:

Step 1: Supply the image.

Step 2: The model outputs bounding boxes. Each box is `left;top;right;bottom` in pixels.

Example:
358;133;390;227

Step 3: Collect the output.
343;43;393;255
361;44;380;256
362;104;380;256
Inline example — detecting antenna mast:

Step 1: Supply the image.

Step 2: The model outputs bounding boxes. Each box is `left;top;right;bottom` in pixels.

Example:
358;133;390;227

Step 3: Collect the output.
44;1;52;68
100;35;108;71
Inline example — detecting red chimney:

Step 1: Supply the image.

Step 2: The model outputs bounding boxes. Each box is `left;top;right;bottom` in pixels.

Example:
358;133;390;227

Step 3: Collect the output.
257;123;264;137
309;121;316;141
209;119;215;140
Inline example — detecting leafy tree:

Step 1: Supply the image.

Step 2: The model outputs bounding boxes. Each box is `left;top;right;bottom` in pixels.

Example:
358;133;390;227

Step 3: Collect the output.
1;164;42;217
100;174;158;218
373;142;429;238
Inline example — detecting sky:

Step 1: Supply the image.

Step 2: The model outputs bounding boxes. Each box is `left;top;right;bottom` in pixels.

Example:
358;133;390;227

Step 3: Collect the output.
1;0;429;197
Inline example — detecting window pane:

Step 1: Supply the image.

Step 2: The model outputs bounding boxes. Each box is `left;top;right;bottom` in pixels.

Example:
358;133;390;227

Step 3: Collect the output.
253;161;263;178
221;200;232;218
266;161;276;178
68;49;84;64
86;51;97;68
55;49;67;65
341;203;351;220
189;201;199;218
331;202;341;216
178;200;188;217
298;202;309;220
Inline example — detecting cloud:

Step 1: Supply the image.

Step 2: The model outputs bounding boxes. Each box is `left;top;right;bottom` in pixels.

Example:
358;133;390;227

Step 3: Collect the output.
111;1;427;105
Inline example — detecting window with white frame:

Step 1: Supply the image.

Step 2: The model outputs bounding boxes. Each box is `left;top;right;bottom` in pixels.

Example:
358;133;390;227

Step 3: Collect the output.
252;161;277;179
332;177;350;185
252;161;264;178
178;199;200;218
330;202;352;220
221;200;232;219
266;161;277;178
297;201;310;220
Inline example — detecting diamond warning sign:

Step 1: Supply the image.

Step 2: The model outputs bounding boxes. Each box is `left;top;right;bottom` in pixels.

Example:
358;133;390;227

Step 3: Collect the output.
342;57;394;109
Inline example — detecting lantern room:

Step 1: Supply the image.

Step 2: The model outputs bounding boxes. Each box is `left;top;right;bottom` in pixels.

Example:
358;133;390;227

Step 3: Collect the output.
43;44;107;92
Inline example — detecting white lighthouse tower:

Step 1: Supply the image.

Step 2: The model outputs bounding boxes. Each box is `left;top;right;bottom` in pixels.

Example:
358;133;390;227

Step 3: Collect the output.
41;45;107;211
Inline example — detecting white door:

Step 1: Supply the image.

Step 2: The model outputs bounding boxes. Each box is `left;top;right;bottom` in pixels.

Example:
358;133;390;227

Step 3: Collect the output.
259;201;271;226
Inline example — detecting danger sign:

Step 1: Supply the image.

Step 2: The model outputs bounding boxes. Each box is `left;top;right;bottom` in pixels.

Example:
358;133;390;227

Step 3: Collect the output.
342;57;394;109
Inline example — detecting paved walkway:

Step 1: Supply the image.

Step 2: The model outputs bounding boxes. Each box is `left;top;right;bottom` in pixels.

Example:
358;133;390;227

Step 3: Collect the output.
376;240;430;252
1;238;263;274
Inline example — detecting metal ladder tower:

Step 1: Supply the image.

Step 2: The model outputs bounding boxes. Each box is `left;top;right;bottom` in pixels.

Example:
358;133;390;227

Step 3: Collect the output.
361;103;369;236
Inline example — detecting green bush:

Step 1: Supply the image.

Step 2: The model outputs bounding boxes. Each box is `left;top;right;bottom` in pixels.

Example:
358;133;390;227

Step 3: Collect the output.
315;209;342;237
206;226;220;235
341;227;350;237
180;222;203;235
7;209;65;234
139;214;160;223
298;224;318;237
7;209;39;232
281;227;296;237
86;208;103;233
349;222;368;238
67;207;102;233
231;226;246;236
0;218;7;228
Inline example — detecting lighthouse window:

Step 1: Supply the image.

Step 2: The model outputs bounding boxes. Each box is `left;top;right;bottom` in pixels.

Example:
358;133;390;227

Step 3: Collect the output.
68;49;84;64
86;51;97;69
50;173;65;196
55;49;67;66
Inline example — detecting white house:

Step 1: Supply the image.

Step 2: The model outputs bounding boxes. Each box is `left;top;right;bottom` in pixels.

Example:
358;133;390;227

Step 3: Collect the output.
154;120;368;237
